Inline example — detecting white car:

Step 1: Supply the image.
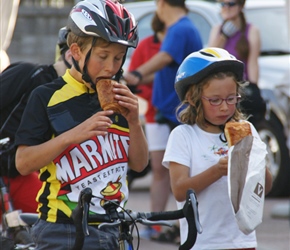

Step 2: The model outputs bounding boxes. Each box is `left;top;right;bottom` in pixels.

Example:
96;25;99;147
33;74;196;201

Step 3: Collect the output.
124;0;290;197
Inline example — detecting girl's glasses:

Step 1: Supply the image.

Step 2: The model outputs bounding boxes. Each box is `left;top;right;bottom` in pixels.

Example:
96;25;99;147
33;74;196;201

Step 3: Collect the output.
202;95;241;106
220;2;238;8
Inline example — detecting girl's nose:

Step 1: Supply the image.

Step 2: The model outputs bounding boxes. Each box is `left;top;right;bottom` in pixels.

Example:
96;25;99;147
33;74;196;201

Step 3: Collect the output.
219;100;229;111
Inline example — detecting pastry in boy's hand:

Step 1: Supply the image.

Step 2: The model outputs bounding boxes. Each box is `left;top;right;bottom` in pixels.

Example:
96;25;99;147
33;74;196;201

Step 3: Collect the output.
96;79;128;115
224;121;252;147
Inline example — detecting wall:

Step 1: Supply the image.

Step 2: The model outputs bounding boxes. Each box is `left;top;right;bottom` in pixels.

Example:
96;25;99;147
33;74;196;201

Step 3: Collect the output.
7;6;71;65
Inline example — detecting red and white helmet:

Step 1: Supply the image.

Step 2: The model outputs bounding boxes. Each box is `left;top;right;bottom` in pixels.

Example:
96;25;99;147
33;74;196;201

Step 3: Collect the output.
67;0;138;48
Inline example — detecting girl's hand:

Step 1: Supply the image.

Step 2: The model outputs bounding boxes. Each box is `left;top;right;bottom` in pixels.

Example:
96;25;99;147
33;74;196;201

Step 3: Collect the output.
215;156;228;177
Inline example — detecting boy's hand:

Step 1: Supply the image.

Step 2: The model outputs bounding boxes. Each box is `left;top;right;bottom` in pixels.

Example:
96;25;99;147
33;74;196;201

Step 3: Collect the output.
112;82;139;124
67;110;114;144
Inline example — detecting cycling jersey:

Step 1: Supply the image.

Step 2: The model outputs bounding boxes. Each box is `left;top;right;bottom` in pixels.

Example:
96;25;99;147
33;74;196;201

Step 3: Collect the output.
15;70;130;223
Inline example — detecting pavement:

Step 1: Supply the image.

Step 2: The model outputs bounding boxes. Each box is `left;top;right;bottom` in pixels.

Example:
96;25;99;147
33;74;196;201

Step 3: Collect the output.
126;173;290;250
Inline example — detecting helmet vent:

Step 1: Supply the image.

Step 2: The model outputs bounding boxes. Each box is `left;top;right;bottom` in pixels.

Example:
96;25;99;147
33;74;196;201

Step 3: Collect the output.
200;51;215;57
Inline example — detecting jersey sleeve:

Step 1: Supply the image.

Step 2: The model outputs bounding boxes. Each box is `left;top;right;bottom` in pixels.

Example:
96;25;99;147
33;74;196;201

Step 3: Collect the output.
15;85;53;147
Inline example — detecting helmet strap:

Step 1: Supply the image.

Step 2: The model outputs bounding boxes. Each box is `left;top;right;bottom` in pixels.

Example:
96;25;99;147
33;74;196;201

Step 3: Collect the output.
72;57;81;73
61;52;72;69
113;48;128;82
81;38;97;90
203;119;229;143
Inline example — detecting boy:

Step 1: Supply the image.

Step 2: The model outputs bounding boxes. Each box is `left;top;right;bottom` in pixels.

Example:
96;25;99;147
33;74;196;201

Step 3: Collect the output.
15;1;148;249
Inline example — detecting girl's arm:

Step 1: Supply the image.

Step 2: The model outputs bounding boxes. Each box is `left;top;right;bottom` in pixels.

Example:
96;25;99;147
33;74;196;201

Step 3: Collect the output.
169;157;228;202
208;25;227;47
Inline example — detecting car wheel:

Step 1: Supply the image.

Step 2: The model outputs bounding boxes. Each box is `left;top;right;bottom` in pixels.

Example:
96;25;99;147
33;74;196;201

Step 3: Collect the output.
254;118;290;197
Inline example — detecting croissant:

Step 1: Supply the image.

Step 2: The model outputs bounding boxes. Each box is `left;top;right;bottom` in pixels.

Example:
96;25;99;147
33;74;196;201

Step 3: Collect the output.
96;79;128;115
224;121;252;147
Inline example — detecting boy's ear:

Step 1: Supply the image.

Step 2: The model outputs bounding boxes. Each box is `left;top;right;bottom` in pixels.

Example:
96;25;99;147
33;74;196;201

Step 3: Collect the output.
70;43;81;60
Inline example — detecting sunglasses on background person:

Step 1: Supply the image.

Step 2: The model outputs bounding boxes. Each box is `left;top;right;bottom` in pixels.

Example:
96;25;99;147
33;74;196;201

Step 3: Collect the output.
220;1;238;8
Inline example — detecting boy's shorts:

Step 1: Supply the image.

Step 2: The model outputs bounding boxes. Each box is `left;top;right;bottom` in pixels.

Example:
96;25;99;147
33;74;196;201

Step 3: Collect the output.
144;123;171;151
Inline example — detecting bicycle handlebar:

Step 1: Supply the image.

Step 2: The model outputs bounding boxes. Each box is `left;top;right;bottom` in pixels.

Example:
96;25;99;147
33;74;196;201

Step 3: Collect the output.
71;188;202;250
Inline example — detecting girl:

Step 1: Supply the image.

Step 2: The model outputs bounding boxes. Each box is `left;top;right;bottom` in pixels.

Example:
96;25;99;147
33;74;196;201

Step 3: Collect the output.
163;47;272;249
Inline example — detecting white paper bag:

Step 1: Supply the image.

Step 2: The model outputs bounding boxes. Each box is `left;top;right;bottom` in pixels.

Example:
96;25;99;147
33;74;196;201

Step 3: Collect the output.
228;136;267;235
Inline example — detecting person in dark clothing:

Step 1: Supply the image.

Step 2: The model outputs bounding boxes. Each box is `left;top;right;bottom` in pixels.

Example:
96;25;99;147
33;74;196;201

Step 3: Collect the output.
0;26;72;214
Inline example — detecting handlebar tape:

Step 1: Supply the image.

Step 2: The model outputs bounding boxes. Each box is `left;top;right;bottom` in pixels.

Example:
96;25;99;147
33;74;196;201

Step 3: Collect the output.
71;188;92;250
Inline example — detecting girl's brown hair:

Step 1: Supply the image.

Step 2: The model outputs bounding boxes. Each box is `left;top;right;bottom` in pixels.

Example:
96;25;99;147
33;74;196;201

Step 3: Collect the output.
176;71;246;126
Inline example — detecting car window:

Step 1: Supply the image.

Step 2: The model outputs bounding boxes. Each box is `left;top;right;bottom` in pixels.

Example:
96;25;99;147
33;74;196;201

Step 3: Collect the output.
136;13;155;41
188;12;212;47
126;12;155;61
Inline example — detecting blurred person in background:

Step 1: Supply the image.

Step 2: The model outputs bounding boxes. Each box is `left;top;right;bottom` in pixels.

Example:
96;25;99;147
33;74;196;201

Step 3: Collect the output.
124;0;203;243
208;0;266;125
127;12;167;240
0;26;72;215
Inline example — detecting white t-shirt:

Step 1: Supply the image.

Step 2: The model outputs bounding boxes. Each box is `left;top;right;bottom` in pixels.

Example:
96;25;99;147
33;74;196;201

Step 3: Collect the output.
163;123;257;249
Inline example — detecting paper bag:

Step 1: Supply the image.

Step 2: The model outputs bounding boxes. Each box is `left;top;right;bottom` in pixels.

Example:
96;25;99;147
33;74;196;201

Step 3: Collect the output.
228;136;267;235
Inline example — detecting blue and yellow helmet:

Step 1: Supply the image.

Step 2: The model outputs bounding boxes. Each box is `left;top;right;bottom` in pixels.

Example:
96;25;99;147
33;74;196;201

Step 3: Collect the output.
175;47;244;101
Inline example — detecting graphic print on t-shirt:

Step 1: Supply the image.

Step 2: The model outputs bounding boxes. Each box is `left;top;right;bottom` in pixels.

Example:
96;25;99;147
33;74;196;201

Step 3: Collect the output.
53;124;129;213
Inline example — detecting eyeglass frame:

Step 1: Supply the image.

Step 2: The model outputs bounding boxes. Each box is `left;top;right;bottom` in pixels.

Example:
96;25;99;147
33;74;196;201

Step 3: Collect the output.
201;95;241;106
220;1;238;8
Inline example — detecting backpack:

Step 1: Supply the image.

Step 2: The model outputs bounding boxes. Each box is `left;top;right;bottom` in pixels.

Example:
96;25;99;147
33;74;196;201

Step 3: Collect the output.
0;62;57;177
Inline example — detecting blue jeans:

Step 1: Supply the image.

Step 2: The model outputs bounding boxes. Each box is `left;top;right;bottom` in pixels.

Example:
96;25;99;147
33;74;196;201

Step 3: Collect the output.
31;219;119;250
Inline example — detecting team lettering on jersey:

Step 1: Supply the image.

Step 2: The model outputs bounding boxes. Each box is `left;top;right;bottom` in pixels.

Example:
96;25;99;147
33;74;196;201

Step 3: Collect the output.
54;131;129;184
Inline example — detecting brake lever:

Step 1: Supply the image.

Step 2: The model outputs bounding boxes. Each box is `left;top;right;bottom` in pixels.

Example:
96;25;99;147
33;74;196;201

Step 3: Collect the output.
98;220;121;229
81;188;93;236
71;188;93;250
179;189;202;250
189;192;202;234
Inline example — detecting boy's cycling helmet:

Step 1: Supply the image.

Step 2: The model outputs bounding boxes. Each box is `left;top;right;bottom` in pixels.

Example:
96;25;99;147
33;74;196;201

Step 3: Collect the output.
175;47;244;101
67;0;138;48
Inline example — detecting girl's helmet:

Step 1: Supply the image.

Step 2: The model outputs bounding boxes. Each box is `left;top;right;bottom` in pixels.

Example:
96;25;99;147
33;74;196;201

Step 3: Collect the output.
67;0;138;48
175;47;244;101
